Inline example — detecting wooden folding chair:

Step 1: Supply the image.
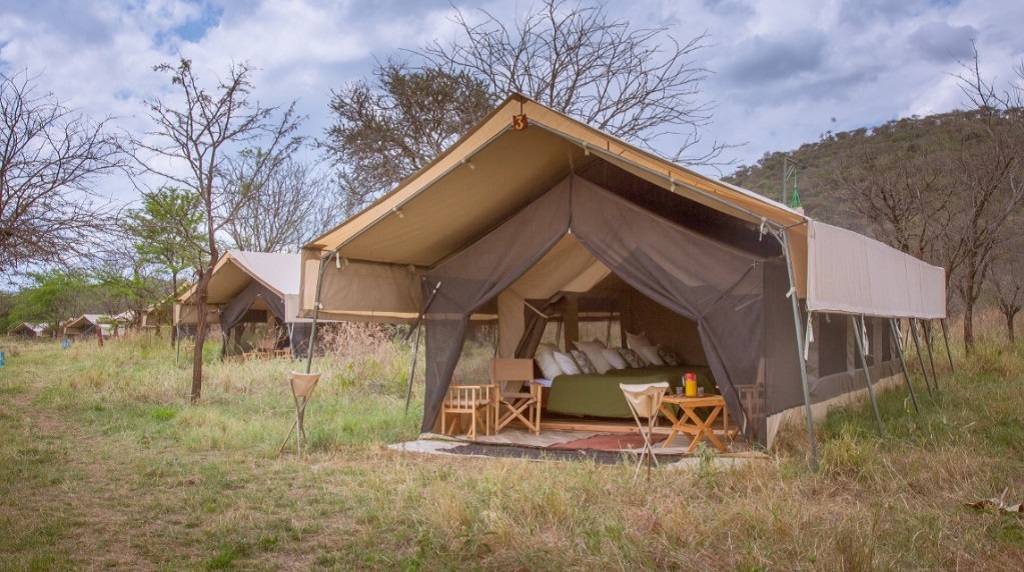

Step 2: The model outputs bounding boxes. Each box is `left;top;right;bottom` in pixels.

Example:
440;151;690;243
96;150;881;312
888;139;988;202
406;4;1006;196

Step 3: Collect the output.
620;382;669;483
278;371;321;457
440;383;495;440
491;358;541;435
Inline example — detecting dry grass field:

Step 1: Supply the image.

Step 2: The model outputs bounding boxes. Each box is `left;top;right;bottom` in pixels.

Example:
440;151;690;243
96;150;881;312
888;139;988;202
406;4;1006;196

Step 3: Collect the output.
1;319;1022;570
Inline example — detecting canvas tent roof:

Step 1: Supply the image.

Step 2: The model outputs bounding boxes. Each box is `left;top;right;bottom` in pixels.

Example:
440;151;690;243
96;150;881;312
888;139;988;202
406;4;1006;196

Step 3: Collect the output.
8;322;50;337
174;251;312;326
63;314;119;335
301;93;944;323
178;251;299;306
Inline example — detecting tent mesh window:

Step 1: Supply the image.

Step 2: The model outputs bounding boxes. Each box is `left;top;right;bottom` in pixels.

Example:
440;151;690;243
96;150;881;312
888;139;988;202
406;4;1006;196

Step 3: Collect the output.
818;313;848;377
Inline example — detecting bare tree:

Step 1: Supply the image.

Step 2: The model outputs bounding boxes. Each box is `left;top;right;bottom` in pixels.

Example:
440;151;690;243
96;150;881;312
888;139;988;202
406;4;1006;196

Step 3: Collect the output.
221;153;340;252
990;248;1024;342
949;47;1024;349
0;69;125;275
133;58;303;402
420;0;721;164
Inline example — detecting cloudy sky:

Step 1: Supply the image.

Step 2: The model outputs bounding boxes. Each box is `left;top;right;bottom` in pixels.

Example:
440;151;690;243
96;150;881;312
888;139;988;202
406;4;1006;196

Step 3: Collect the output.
2;0;1022;204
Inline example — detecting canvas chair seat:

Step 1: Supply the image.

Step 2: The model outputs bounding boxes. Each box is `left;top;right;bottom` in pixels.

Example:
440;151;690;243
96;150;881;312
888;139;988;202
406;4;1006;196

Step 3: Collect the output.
620;381;669;483
278;371;322;457
491;358;541;435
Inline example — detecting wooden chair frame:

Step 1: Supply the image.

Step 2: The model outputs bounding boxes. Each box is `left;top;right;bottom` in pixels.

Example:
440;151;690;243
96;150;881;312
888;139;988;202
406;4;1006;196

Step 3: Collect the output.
620;382;669;483
440;384;496;440
491;358;542;435
278;371;322;457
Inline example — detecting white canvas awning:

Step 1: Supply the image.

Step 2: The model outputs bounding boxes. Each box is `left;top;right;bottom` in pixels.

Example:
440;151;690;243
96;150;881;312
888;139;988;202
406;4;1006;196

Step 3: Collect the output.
806;221;946;319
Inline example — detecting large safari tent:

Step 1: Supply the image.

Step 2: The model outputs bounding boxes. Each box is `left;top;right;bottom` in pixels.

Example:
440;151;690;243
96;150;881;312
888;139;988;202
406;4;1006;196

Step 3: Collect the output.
299;94;946;448
174;251;316;358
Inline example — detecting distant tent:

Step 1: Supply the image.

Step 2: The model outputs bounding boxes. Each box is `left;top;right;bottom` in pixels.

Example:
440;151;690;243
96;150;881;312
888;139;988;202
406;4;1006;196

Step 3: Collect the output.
8;322;52;338
174;251;321;358
62;314;125;339
298;93;945;448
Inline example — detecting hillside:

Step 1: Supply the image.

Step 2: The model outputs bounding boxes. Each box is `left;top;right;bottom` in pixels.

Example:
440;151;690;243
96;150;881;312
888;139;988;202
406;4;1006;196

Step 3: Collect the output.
722;109;1001;231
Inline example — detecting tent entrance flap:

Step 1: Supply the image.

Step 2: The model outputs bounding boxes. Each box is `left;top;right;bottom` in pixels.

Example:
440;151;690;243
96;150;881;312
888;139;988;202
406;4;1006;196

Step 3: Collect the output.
423;175;772;443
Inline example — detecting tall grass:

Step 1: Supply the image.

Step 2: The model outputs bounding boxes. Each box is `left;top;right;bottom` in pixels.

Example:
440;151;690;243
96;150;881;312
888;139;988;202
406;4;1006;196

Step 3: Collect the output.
1;316;1023;569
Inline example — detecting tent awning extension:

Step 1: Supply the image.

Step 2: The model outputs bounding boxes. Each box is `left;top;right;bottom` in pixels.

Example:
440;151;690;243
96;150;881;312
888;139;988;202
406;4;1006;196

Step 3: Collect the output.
301;93;945;321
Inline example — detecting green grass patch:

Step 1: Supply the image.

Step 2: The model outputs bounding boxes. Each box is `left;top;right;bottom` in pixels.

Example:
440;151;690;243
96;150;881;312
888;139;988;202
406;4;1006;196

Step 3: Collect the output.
0;331;1022;569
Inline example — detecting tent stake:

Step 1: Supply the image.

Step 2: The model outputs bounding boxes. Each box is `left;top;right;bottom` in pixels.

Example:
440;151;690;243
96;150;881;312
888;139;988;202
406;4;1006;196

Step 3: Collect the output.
909;319;934;399
940;318;956;375
890;318;920;414
777;230;818;470
923;320;940;392
852;315;884;436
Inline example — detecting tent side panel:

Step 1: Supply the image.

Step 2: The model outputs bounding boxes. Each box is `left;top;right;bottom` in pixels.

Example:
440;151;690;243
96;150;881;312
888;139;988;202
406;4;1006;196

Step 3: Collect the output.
807;221;946;319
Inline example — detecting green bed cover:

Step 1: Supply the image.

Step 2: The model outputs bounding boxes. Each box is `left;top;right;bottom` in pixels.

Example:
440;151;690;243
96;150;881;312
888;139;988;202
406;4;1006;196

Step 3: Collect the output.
546;365;717;419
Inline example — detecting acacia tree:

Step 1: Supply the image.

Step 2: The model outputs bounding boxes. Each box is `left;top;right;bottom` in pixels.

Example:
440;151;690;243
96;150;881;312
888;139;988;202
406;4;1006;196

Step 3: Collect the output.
133;58;303;402
421;0;719;163
221;152;340;251
124;186;206;343
10;269;96;332
0;69;125;275
324;60;495;213
326;0;720;211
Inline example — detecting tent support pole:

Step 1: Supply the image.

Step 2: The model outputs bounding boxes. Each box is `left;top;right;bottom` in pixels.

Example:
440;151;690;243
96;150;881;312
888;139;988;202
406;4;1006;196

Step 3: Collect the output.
923;320;940;392
777;229;818;469
890;318;920;414
852;315;884;436
402;281;442;414
940;318;955;374
909;319;934;399
404;323;422;415
305;257;330;374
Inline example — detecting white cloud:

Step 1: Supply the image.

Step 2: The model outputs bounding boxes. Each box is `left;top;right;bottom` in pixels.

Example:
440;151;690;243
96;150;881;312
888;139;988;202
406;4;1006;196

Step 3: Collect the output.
2;0;1022;186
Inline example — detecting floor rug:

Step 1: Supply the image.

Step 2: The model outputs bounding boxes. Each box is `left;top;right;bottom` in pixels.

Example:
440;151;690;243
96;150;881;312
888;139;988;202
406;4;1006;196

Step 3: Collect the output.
549;433;667;451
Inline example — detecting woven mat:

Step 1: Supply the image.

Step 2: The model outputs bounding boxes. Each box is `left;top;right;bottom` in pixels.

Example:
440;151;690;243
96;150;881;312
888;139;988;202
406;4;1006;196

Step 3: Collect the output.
549;433;668;451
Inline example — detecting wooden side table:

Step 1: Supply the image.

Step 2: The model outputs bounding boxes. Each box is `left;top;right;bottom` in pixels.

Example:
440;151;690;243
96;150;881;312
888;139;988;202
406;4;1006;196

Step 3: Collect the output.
659;394;729;453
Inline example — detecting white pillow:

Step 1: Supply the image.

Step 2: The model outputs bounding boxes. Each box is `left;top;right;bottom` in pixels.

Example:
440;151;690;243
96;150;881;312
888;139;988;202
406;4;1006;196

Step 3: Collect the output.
534;342;563;379
553;351;581;375
626;331;651;349
636;344;665;366
601;348;627;370
574;339;612;374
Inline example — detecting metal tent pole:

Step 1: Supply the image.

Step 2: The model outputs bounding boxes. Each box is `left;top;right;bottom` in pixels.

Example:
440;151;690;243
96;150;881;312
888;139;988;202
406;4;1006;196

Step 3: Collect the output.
404;323;423;414
940;318;956;374
909;319;934;398
305;257;330;374
401;281;441;414
777;229;818;469
890;318;920;414
852;315;884;436
923;320;940;392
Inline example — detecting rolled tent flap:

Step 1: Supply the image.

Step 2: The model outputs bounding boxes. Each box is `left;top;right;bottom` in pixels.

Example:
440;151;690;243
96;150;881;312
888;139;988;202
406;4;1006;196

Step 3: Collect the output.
300;255;423;323
806;221;946;319
422;179;574;432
